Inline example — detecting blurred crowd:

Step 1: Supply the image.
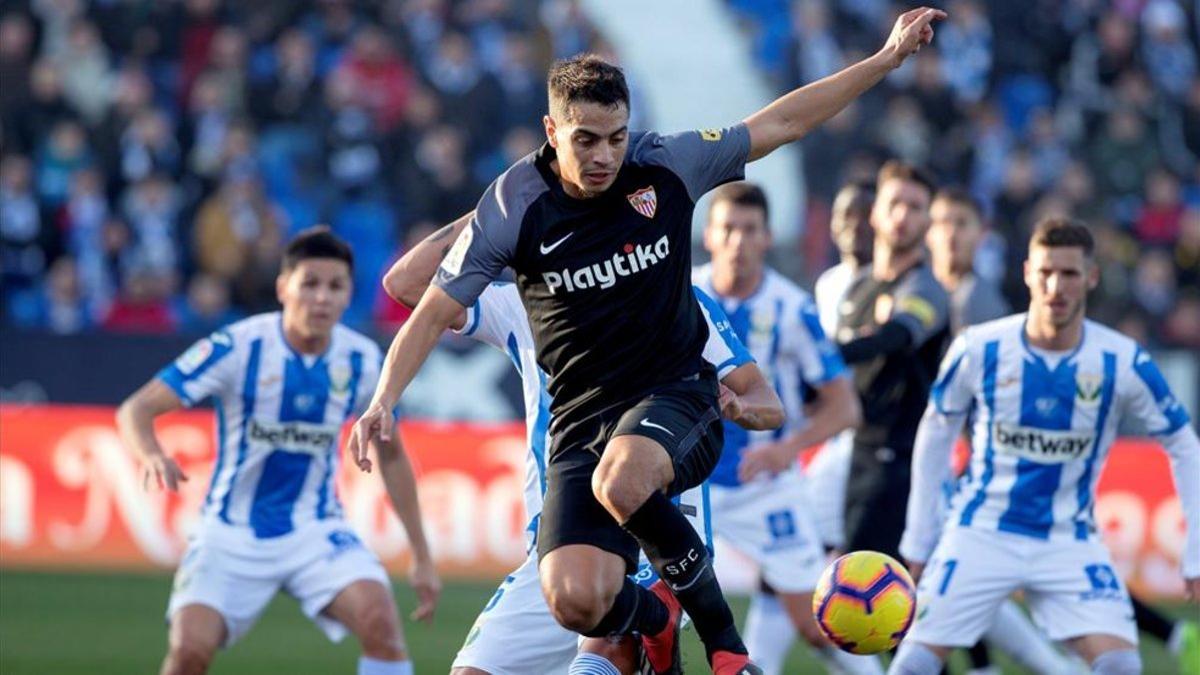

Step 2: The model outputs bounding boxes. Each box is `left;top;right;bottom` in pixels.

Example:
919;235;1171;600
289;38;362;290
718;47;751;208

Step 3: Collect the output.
0;0;606;334
728;0;1199;350
2;0;1197;351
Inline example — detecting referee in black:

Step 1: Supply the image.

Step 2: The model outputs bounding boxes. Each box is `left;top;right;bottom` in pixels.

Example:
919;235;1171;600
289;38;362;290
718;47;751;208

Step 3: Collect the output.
835;160;950;562
352;10;945;673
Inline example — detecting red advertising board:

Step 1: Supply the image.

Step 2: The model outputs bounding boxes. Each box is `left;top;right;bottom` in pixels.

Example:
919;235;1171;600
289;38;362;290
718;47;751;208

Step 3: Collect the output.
0;406;1190;598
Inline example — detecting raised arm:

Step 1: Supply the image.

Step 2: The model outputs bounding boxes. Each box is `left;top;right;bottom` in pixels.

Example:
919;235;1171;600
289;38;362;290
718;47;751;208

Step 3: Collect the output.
743;7;944;162
116;380;189;491
382;211;473;311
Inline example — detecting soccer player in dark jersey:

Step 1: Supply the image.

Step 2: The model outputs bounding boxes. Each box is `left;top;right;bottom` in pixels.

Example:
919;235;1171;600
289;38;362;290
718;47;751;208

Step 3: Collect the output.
837;160;949;562
351;10;945;673
926;187;1010;336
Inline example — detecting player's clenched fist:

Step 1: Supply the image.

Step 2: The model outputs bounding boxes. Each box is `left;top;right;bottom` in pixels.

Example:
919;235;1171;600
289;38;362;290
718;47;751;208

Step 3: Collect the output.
348;401;395;473
879;6;946;69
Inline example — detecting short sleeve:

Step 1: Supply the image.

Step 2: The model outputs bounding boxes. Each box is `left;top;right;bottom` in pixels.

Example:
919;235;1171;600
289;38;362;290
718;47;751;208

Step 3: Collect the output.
433;167;535;306
692;287;754;378
630;125;751;201
156;329;238;407
790;297;847;386
1122;346;1191;437
929;333;975;416
452;282;528;350
892;270;950;347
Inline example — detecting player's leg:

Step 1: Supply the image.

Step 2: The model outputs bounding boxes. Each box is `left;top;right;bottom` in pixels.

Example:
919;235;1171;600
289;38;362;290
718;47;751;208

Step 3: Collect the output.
842;443;909;560
162;536;278;674
744;585;795;675
1025;538;1140;675
537;437;673;649
599;380;751;666
286;522;409;673
573;636;641;675
451;551;578;675
161;605;226;675
889;528;1022;675
322;580;408;665
981;599;1074;674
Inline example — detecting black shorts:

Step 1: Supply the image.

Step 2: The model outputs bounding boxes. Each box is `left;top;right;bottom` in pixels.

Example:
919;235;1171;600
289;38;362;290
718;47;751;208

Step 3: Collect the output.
537;369;724;573
842;441;912;560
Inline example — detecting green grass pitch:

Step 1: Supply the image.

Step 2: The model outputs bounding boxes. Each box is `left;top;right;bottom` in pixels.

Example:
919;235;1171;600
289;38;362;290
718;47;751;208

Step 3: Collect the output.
0;570;1194;673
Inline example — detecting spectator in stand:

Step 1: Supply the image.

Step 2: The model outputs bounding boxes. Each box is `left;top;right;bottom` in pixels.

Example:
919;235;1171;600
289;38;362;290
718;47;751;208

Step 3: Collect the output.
120;172;182;276
52;19;115;126
333;24;413;134
1136;167;1185;246
0;11;36;143
1;154;57;313
102;264;178;333
174;272;240;334
35;119;92;209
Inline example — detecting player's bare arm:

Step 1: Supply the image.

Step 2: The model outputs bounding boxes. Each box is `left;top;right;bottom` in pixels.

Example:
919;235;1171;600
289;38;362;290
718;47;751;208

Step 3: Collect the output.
349;286;467;467
373;432;442;622
116;379;190;491
717;362;784;431
737;376;861;482
743;7;944;162
383;211;474;318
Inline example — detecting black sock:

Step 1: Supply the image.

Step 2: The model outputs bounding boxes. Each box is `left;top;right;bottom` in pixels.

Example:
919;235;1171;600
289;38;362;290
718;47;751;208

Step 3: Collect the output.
1131;595;1175;642
581;578;668;638
966;642;992;668
623;491;746;656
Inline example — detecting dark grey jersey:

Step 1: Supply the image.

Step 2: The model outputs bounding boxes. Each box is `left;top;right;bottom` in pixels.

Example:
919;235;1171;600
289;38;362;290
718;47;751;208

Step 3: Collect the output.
434;125;751;422
950;274;1010;337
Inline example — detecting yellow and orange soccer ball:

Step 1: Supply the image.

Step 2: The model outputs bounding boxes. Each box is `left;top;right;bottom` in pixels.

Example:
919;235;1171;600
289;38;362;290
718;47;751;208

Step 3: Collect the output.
812;551;917;654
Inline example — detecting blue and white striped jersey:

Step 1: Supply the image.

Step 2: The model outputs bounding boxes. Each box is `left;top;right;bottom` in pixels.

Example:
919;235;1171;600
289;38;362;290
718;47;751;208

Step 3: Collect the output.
158;312;382;539
456;281;754;547
693;264;848;487
913;314;1199;569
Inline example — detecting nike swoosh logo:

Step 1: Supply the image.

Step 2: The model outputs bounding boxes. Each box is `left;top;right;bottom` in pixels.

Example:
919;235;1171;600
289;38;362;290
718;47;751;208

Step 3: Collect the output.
539;233;573;255
639;419;674;436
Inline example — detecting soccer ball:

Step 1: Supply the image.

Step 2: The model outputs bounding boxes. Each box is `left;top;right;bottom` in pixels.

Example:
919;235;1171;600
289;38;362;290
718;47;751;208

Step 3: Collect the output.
812;551;917;654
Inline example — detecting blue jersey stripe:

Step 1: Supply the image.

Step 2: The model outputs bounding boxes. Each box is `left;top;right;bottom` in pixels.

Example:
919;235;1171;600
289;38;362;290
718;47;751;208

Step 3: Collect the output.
318;350;364;519
462;299;483;336
249;450;314;538
220;338;262;524
960;340;1000;526
997;355;1077;539
931;350;967;415
1075;352;1117;540
692;286;753;367
203;403;228;514
1132;347;1190;434
798;303;845;382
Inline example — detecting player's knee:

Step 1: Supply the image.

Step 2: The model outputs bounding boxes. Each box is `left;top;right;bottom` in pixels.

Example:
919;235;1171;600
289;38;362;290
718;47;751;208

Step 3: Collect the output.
164;636;217;675
545;581;613;633
592;457;658;520
1091;649;1141;675
351;602;405;660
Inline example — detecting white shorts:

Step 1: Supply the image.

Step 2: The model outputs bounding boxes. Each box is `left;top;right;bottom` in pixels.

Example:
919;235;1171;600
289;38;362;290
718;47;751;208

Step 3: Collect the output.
452;484;710;673
166;518;392;647
710;469;826;594
908;526;1137;648
804;433;852;549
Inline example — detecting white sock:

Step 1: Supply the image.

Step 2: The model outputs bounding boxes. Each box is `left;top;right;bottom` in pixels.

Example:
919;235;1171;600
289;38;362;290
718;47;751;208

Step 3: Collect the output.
357;656;411;675
569;652;621;675
819;645;886;675
888;642;942;675
1167;622;1185;654
984;599;1072;675
745;591;795;675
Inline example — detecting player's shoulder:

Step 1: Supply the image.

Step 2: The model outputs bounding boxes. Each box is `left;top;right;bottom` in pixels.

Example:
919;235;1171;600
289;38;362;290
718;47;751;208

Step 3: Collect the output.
691;262;713;287
763;268;812;304
482;150;550;223
959;313;1026;348
1082;319;1141;362
222;311;280;344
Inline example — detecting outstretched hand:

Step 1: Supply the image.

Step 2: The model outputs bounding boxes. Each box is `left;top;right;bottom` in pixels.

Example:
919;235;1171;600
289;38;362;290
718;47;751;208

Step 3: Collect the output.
880;7;946;69
347;401;395;473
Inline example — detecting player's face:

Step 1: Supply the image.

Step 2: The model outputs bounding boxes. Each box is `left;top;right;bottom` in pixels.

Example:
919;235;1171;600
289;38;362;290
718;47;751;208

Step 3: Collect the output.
927;200;982;275
831;188;873;265
1024;246;1098;329
872;178;931;254
276;258;353;338
544;101;629;198
705;201;771;278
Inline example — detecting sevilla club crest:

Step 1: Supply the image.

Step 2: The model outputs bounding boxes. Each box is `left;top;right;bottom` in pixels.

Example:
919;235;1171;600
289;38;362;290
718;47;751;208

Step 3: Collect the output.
627;186;657;218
